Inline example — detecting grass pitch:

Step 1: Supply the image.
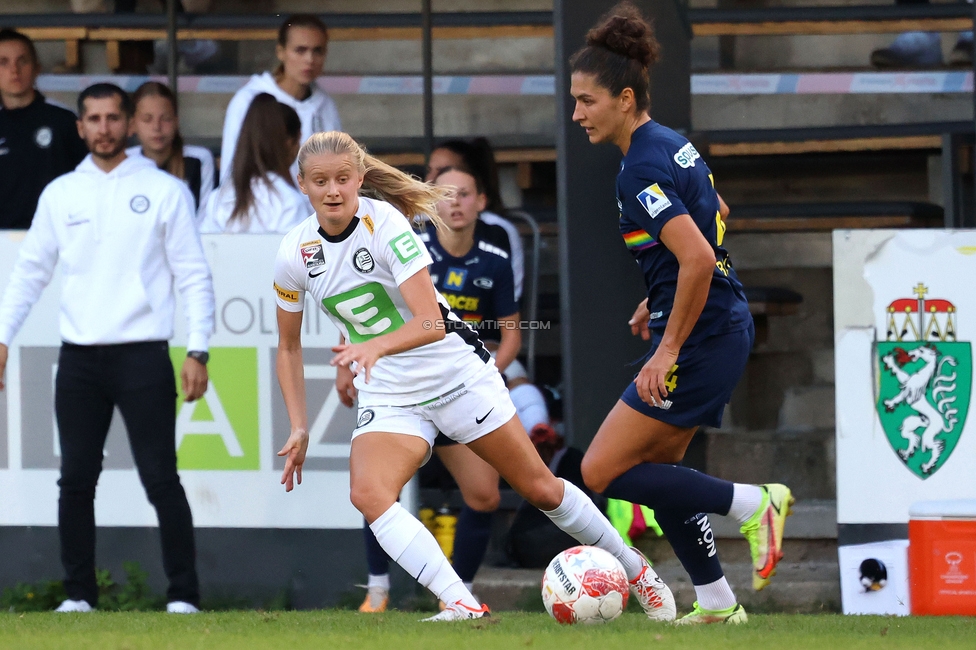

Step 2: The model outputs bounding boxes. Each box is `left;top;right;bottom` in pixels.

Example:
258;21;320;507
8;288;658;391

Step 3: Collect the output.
2;611;975;650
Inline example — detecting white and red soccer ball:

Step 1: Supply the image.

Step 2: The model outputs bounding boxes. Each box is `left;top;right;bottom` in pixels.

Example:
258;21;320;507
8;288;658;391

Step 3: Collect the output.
541;545;629;624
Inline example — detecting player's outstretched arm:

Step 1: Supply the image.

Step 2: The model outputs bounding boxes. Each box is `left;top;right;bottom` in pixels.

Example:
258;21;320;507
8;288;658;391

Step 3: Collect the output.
276;307;309;492
330;268;445;382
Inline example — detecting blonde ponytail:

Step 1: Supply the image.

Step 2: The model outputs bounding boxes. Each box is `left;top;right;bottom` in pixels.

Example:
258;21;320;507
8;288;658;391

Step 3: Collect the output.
298;131;449;230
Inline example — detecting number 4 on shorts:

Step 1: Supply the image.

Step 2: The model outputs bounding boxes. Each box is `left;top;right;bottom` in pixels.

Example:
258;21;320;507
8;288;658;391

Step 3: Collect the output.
390;232;421;263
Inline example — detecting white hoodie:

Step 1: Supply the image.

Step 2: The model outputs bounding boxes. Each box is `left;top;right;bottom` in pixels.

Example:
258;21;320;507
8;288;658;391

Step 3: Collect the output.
219;71;341;183
198;172;309;234
0;154;215;352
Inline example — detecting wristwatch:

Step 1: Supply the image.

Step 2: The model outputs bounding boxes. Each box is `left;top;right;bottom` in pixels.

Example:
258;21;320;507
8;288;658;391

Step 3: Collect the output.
187;350;209;365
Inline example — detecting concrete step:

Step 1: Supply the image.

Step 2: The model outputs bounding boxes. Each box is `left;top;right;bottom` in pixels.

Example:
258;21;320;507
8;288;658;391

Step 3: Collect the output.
474;551;840;613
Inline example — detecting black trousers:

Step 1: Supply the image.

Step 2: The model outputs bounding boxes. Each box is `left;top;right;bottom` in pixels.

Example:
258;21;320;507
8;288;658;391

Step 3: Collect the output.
55;341;199;607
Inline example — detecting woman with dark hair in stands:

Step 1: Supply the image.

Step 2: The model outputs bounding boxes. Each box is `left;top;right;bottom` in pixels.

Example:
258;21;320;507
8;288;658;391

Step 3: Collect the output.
569;2;792;625
425;138;524;301
219;13;340;182
128;81;214;210
199;93;307;234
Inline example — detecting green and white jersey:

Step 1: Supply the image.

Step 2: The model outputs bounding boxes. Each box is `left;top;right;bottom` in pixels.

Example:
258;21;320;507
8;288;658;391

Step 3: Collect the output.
274;197;491;406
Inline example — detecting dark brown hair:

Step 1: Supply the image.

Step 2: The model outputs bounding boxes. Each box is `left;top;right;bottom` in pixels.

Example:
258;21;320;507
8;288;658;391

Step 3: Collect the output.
274;14;329;79
0;29;38;66
433;138;502;214
569;1;661;113
132;81;186;180
231;93;302;224
434;165;485;196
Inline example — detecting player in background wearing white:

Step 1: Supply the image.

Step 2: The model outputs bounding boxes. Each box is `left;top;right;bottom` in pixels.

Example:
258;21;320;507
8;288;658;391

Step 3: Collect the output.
128;81;214;210
0;83;213;614
219;14;340;183
199;94;307;234
274;131;676;622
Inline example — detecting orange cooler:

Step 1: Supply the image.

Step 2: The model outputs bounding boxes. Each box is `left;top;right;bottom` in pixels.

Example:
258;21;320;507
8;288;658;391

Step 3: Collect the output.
908;500;976;616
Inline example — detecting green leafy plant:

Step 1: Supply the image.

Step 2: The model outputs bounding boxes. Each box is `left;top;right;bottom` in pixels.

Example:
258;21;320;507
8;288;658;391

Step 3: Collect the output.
2;561;164;612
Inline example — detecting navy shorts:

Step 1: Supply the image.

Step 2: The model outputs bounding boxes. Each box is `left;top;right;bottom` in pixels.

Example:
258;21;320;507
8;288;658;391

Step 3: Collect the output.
621;322;754;429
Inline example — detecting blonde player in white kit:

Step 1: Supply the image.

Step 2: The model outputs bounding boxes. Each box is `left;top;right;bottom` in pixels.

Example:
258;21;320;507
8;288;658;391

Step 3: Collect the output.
273;131;676;622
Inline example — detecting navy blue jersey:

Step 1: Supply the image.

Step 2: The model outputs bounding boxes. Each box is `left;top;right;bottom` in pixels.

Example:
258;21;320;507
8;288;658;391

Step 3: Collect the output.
420;231;518;343
617;120;750;346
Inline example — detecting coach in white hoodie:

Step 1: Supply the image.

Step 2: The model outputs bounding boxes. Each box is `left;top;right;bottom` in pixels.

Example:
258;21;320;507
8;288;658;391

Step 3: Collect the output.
219;14;340;183
0;83;214;615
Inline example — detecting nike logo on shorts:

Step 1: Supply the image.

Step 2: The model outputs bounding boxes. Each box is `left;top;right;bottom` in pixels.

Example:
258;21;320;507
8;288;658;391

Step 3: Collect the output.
475;408;494;424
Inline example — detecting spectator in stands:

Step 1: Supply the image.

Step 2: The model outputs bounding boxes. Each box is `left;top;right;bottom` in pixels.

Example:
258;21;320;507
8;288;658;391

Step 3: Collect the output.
129;82;215;210
0;82;212;615
871;0;972;68
199;94;308;234
0;29;88;229
425;139;525;301
219;14;340;182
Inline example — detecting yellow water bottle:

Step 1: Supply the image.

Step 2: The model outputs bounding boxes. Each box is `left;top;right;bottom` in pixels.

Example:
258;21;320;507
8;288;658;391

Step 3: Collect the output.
434;507;457;561
419;507;436;535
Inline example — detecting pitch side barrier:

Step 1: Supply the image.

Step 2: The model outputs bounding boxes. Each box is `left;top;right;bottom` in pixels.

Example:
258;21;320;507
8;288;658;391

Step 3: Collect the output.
0;233;366;607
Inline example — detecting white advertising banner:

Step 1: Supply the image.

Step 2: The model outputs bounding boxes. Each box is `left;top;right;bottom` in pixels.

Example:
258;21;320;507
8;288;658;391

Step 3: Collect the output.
0;233;362;529
834;230;976;525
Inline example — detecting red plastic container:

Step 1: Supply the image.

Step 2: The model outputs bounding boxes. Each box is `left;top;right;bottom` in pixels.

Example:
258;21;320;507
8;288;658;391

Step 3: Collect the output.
908;500;976;616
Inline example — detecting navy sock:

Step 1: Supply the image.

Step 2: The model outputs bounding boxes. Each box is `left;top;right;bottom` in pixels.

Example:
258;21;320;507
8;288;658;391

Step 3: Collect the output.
604;463;735;515
653;508;725;585
363;518;391;576
451;506;493;583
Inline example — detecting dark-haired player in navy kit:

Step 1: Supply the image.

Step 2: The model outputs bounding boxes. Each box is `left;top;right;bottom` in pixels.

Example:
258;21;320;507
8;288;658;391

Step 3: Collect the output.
568;1;794;626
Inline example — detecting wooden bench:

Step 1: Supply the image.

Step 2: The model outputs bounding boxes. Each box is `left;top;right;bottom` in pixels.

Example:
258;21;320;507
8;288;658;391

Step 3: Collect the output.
726;201;944;232
688;4;972;37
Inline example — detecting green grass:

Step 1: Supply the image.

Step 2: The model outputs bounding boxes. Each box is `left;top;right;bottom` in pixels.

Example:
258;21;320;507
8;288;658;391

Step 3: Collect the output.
1;611;974;649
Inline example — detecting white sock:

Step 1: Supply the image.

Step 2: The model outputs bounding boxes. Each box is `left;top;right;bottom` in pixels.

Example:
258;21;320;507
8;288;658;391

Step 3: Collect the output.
509;383;549;432
694;576;737;611
541;479;644;581
727;484;764;524
369;503;479;608
367;574;390;591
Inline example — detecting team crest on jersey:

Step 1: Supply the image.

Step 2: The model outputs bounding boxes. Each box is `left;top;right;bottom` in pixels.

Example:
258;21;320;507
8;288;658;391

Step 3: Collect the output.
357;409;375;428
637;184;672;219
34;127;53;148
301;241;325;269
673;142;701;169
353;247;375;273
129;195;150;213
876;283;971;479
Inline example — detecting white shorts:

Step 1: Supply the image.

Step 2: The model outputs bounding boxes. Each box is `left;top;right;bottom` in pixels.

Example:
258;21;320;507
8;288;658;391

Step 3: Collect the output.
352;365;517;462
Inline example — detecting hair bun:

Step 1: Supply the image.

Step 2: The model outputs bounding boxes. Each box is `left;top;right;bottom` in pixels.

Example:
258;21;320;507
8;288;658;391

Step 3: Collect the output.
586;1;660;68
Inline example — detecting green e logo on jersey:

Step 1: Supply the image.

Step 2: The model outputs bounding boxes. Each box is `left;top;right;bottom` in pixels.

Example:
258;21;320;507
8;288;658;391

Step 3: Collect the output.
170;347;260;470
390;231;421;263
322;282;406;343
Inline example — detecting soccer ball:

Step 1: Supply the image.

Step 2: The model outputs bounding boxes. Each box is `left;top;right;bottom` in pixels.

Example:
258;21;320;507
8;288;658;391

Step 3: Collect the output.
541;545;629;625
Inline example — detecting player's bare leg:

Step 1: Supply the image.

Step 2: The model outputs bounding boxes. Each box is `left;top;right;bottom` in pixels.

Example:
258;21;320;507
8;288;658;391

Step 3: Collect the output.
350;432;488;621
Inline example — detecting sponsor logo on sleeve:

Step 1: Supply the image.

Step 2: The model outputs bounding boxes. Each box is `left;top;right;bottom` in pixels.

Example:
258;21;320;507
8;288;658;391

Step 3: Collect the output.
274;283;299;303
673;142;701;169
34;127;53;149
129;195;150;213
362;214;375;235
637;183;672;219
390;231;421;263
301;242;326;269
353;247;375;273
